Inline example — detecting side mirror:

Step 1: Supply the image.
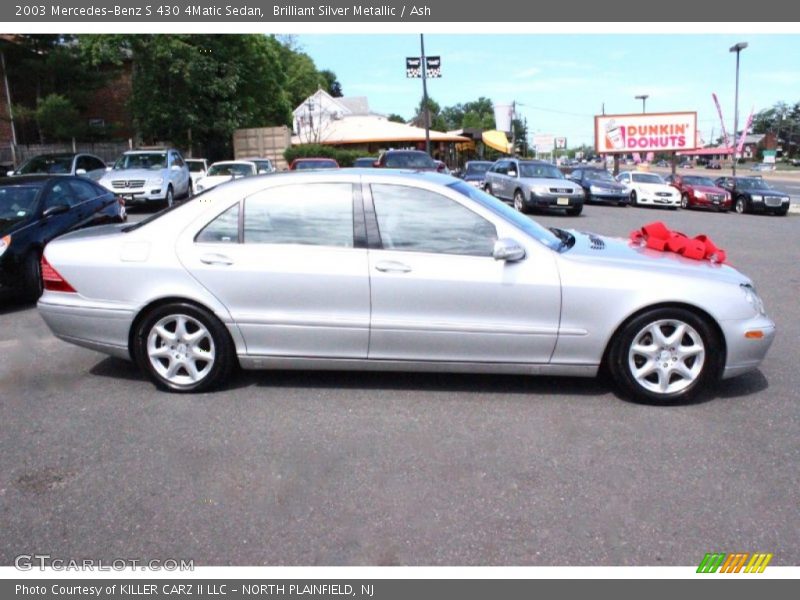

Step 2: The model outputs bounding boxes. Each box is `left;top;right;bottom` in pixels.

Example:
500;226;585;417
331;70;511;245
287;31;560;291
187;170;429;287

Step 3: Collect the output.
43;204;70;218
492;238;526;262
171;164;181;171
507;169;517;178
75;168;87;176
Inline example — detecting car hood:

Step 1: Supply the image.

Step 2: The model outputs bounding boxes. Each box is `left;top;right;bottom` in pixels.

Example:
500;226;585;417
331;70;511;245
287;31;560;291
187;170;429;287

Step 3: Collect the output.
198;175;234;187
631;181;674;192
584;177;626;190
0;216;34;237
562;230;747;285
519;177;581;190
691;185;727;194
100;169;163;181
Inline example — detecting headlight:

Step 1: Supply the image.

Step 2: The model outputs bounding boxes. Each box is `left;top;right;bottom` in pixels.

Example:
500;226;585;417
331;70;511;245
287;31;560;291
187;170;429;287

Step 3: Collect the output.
751;194;763;202
741;283;766;316
147;177;164;186
695;191;706;199
589;185;602;193
532;185;549;195
782;196;790;203
0;234;10;258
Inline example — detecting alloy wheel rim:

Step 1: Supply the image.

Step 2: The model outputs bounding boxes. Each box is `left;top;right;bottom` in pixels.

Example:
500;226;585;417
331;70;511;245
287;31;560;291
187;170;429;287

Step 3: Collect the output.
147;314;215;386
628;319;705;395
736;199;744;213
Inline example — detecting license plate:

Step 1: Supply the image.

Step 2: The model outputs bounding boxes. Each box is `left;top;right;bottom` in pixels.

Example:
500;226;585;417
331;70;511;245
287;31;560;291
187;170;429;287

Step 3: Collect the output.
556;197;569;206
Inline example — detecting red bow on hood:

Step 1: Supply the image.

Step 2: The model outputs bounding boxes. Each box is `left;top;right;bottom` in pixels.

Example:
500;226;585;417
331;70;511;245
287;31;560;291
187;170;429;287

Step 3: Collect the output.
630;221;727;264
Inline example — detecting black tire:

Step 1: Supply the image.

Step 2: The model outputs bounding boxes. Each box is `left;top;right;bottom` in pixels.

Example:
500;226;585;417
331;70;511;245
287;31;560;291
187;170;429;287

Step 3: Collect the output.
164;185;174;208
21;250;43;303
606;307;723;405
513;189;528;214
133;302;236;393
734;196;747;214
681;193;690;209
566;204;583;216
484;184;493;196
184;182;193;201
630;190;638;206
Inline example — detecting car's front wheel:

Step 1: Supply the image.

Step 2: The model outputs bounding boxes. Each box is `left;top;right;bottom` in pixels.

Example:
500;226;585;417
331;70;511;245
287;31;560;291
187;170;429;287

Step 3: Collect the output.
630;190;638;206
607;307;722;404
681;193;690;209
734;196;747;214
513;189;528;214
165;185;174;208
133;302;236;393
21;250;43;303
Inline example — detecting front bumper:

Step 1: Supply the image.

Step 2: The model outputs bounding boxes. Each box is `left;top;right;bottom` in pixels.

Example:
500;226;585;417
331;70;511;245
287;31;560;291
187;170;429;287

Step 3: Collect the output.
528;192;584;209
588;190;629;204
720;314;776;379
635;191;680;207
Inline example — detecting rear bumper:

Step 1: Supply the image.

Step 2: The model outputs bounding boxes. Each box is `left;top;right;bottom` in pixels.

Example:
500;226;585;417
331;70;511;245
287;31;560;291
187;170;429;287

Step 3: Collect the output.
38;294;135;360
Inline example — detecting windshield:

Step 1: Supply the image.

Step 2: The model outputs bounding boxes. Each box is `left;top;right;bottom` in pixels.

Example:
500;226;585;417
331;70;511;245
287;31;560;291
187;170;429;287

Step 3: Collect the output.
465;162;491;175
114;152;167;170
18;155;72;175
0;184;42;230
207;163;255;177
519;163;564;179
683;176;717;187
448;181;562;251
294;159;338;170
737;177;773;191
186;160;206;172
253;160;273;173
583;170;615;182
384;153;436;169
632;173;664;184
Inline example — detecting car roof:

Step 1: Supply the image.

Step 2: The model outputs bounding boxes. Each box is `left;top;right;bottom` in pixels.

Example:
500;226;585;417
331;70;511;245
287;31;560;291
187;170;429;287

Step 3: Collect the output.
27;152;79;159
0;174;64;187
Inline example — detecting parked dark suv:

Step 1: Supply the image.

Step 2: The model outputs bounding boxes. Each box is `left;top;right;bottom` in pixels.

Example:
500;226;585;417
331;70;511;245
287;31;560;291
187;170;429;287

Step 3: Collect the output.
374;150;444;171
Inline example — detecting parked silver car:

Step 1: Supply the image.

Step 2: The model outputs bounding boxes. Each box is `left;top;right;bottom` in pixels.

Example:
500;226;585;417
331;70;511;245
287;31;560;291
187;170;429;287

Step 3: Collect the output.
8;152;107;181
484;159;585;215
98;149;192;207
37;170;775;404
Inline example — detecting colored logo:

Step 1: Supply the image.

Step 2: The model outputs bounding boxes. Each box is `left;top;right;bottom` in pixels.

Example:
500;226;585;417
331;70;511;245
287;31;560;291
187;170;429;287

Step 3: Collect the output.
697;552;773;573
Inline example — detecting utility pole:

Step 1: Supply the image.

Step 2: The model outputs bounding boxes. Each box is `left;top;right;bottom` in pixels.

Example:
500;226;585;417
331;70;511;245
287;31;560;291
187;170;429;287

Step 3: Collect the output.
1;51;18;168
420;34;431;156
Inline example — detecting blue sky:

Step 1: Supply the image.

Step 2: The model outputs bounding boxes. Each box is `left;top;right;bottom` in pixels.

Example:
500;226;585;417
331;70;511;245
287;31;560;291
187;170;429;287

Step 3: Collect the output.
294;34;799;148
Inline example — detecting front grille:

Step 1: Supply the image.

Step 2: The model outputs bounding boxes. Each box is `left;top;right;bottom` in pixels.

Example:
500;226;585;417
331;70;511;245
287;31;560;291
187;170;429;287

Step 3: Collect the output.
550;188;574;194
708;194;725;202
111;180;145;189
655;191;672;197
765;197;783;207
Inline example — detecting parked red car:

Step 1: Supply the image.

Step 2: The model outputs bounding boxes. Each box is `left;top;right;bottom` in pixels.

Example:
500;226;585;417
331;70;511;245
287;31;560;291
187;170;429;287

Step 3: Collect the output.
289;158;340;170
664;174;732;211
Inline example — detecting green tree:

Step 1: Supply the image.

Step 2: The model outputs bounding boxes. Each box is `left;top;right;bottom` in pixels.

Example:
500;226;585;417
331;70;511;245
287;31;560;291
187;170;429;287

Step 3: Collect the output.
319;69;343;97
412;97;447;132
387;114;407;123
35;94;82;142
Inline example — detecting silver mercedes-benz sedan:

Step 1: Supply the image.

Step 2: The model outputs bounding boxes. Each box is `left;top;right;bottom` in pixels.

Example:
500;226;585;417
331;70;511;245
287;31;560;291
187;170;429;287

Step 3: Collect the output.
37;170;775;404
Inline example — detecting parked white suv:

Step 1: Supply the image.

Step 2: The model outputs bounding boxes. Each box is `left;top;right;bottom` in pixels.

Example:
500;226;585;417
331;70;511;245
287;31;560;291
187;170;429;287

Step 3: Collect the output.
99;149;191;207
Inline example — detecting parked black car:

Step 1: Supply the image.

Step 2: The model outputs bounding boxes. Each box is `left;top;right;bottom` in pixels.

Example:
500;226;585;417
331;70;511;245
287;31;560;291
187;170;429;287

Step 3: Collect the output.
567;167;629;206
0;175;126;300
714;176;791;216
7;152;108;181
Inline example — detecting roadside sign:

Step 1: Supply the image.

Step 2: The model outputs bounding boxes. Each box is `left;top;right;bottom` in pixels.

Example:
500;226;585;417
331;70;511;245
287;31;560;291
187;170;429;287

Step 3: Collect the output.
595;112;698;154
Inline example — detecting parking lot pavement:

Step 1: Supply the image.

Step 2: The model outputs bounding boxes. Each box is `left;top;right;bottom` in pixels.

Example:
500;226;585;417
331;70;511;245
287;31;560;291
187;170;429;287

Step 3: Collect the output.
0;204;798;566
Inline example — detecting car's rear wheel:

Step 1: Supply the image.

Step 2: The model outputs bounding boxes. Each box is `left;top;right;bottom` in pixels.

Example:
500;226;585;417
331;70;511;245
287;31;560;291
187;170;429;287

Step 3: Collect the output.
21;250;43;303
484;183;493;196
734;196;747;214
133;302;235;393
681;193;690;209
513;189;528;214
607;307;721;404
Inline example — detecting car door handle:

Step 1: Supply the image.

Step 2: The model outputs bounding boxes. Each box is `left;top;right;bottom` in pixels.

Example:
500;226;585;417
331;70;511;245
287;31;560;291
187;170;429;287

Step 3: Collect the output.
200;253;234;266
375;261;412;273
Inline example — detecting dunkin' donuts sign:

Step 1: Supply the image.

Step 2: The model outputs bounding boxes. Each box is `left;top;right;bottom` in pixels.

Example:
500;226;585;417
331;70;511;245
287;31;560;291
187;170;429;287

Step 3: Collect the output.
595;112;698;153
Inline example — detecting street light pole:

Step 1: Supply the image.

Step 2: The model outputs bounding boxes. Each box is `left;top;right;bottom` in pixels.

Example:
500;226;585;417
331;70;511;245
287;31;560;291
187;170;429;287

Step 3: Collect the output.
730;41;748;177
635;94;649;114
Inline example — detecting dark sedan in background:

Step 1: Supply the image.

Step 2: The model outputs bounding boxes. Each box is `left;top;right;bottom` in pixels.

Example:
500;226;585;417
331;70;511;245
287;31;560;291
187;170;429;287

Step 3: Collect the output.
0;175;125;301
664;174;731;211
715;176;791;216
459;160;493;187
567;167;629;206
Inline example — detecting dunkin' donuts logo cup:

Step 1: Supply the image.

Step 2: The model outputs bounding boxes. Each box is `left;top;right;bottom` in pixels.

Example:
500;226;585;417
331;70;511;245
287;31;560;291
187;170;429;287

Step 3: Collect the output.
605;120;625;150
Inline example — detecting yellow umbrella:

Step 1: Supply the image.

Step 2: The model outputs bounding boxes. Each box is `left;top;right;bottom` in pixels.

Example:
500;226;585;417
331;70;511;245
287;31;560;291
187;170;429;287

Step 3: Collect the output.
481;130;513;154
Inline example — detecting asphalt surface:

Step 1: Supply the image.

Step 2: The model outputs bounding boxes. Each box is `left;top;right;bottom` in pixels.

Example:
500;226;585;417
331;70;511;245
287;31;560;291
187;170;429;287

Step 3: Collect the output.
0;203;798;567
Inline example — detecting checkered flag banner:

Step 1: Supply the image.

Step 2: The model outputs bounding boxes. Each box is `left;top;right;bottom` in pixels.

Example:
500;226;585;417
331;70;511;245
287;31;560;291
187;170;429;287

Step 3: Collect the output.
426;56;442;78
406;57;422;78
